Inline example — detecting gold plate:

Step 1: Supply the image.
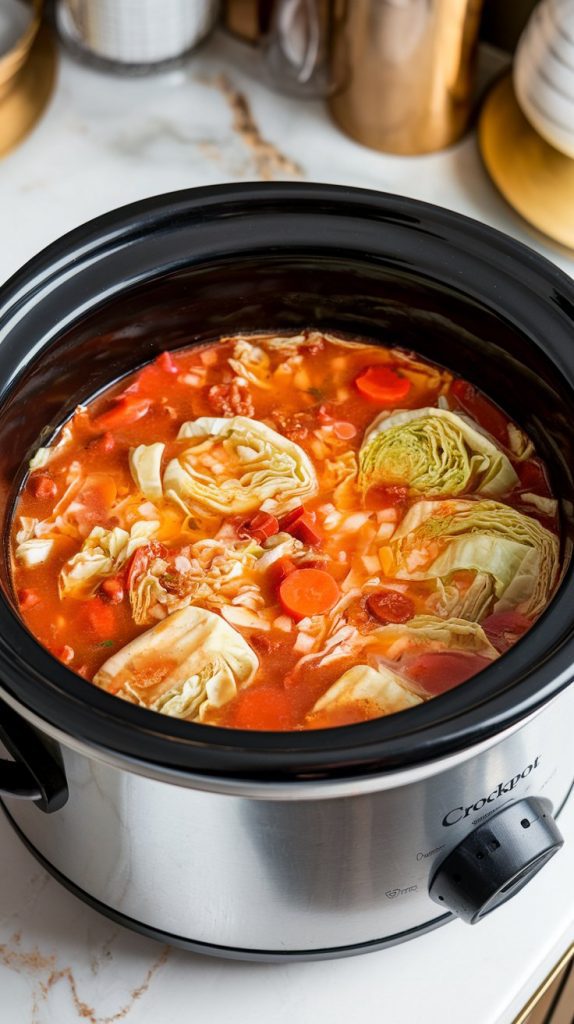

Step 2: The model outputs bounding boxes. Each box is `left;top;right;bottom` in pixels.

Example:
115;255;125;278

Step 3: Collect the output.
478;72;574;251
0;23;57;160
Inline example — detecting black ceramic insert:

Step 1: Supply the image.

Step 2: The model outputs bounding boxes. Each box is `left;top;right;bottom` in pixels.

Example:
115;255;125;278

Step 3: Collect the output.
0;184;573;780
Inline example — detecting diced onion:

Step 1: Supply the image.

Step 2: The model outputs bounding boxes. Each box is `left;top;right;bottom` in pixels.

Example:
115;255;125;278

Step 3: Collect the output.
273;615;293;633
16;538;54;567
294;631;315;653
29;447;51;471
221;605;271;631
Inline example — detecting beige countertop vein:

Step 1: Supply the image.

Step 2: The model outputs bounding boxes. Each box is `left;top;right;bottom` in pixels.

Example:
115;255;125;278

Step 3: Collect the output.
0;930;170;1024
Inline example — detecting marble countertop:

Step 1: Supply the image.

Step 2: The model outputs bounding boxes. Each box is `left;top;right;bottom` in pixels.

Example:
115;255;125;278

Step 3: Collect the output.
1;29;573;1024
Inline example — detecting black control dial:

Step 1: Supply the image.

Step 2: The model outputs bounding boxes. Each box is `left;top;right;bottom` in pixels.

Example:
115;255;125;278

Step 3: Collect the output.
429;797;563;924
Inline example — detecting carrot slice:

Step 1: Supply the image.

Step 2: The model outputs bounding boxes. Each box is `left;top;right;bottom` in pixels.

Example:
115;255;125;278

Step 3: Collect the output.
232;686;292;730
355;366;411;404
279;568;339;620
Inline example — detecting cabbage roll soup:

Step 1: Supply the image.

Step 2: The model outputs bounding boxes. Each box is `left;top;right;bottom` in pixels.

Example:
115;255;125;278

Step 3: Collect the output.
11;332;560;731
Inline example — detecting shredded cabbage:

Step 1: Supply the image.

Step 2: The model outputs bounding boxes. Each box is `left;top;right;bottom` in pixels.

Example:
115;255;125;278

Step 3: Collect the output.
128;537;264;625
129;443;165;500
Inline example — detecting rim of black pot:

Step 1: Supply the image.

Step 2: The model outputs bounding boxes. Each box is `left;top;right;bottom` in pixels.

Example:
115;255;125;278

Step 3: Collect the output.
1;182;574;782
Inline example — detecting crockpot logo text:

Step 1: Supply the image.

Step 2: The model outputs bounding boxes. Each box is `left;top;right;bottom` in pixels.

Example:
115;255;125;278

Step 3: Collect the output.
442;756;541;827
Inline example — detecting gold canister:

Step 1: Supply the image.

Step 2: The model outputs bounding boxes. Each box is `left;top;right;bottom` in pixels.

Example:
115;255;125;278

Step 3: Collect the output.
0;0;57;159
328;0;484;155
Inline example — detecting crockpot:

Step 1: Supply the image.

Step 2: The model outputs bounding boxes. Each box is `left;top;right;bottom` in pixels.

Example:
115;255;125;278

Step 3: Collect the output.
0;184;573;961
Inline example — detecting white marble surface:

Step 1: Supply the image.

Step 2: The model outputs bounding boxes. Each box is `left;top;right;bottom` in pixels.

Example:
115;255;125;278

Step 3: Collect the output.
1;29;574;1024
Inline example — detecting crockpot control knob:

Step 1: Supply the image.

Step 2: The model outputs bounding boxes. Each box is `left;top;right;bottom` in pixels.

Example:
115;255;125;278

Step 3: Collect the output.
429;797;563;924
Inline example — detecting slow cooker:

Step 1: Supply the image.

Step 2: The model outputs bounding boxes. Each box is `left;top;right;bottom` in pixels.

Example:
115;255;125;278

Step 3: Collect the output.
0;184;573;961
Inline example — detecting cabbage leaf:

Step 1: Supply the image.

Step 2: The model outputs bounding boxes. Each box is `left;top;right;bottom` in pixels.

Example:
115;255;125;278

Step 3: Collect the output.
93;606;259;721
429;572;495;622
307;664;422;721
15;538;54;567
367;614;498;661
359;407;518;497
59;520;159;598
385;500;559;616
163;416;317;516
129;443;165;500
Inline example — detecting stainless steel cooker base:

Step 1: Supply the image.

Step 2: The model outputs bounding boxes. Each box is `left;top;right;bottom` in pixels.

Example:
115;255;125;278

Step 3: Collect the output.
0;800;451;961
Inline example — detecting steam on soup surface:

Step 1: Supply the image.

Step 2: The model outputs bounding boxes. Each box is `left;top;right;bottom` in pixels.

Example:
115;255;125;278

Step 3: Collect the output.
11;332;560;730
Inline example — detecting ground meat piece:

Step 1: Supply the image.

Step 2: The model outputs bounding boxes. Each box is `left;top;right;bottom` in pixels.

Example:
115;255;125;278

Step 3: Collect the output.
208;380;254;417
270;409;310;441
251;632;286;655
160;571;193;598
345;597;379;634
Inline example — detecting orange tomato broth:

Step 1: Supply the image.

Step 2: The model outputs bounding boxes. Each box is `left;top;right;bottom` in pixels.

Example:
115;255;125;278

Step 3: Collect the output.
10;332;558;731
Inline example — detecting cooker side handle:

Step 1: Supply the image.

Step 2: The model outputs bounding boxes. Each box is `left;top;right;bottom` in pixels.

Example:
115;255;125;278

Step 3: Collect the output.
0;699;68;813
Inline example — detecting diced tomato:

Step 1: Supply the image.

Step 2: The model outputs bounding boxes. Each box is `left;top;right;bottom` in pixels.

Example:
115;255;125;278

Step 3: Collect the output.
126;542;167;589
333;421;357;440
292;512;322;546
279;506;305;531
126;547;149;589
99;576;125;605
241;511;279;543
155;351;178;374
88;431;115;455
366;590;415;624
92;396;151;431
81;598;117;639
268;556;297;588
355;366;411;404
279;506;322;546
450;380;508;444
29;475;57;500
232;686;293;730
18;588;40;610
482;611;532;653
279;568;340;620
52;644;74;665
405;652;492;695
